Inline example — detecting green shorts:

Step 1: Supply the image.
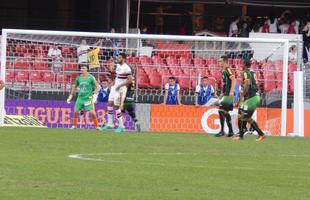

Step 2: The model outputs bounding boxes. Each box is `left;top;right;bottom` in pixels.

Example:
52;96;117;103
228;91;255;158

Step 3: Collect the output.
240;95;261;112
219;96;234;111
74;97;94;111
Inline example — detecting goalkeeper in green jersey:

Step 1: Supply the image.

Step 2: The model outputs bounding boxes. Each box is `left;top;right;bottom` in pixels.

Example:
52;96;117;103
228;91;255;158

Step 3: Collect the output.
67;62;100;129
121;78;141;132
233;59;265;141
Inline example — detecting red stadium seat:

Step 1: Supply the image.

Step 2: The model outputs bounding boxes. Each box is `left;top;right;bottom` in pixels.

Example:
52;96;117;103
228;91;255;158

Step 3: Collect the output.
33;58;49;70
15;71;29;82
127;56;140;65
182;67;192;75
144;66;158;75
57;74;70;84
14;58;30;70
193;57;206;67
149;75;162;88
179;57;192;67
152;56;165;66
157;68;171;76
42;72;55;83
139;56;152;65
166;56;179;66
196;68;209;76
178;78;191;90
169;68;183;76
29;71;43;82
263;81;277;92
6;71;15;83
137;74;150;88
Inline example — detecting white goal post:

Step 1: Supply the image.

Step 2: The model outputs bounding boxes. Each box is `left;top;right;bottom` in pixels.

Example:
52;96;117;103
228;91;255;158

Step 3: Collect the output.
0;29;290;136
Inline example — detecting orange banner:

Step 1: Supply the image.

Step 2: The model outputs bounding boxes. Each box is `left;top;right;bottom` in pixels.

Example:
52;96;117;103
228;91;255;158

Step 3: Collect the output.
150;105;294;136
304;110;310;137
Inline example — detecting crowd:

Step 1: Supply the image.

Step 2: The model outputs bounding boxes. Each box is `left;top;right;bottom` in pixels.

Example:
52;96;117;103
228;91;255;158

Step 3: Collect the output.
227;11;310;62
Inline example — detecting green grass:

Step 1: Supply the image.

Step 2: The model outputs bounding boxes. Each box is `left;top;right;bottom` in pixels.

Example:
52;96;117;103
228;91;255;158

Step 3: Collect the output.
0;127;310;200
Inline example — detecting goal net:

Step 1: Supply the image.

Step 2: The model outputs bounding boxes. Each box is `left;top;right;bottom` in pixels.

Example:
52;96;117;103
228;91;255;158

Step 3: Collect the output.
0;29;290;135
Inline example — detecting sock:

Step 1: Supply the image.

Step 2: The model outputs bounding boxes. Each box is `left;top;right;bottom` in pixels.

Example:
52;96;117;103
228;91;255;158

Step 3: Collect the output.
107;106;114;125
250;120;264;136
238;119;246;138
91;114;99;128
116;109;124;128
219;110;225;132
225;113;233;133
128;111;137;122
73;112;79;127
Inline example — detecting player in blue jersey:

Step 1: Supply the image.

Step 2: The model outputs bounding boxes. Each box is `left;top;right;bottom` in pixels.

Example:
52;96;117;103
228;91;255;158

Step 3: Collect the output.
195;76;218;106
97;79;110;103
163;76;181;105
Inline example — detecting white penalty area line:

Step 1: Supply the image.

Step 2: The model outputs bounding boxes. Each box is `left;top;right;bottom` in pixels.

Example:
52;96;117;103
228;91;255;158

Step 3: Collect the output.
67;152;310;171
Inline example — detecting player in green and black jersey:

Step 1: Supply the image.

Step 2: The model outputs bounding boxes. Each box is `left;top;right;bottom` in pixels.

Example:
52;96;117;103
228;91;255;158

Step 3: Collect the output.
234;59;265;141
215;55;235;137
121;78;141;132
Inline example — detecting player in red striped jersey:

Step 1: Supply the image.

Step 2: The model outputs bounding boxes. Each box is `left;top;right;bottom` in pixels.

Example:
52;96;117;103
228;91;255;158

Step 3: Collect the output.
101;53;133;133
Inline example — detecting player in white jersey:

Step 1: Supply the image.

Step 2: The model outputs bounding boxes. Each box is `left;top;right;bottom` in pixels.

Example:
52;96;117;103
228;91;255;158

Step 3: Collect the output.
101;53;133;133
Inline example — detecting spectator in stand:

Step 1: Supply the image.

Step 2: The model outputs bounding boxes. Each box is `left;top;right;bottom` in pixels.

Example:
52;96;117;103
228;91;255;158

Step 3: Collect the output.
239;20;250;37
261;19;270;33
267;15;279;33
302;19;310;62
109;27;121;58
141;26;153;47
163;76;181;105
279;13;290;33
77;39;90;64
195;76;218;106
229;16;240;37
97;79;110;103
279;22;289;34
88;39;103;71
293;16;301;34
289;45;297;64
287;19;297;34
0;78;5;91
47;44;63;73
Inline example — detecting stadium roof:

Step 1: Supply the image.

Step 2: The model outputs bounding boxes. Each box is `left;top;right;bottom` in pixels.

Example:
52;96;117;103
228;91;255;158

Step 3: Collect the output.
135;0;310;8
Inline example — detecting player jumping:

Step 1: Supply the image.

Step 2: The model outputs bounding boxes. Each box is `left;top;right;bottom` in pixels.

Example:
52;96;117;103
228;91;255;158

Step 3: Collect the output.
233;59;265;141
101;53;133;133
67;62;100;130
215;55;235;137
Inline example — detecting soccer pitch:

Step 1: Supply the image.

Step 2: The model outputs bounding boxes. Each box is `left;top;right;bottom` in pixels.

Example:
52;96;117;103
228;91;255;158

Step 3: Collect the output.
0;128;309;200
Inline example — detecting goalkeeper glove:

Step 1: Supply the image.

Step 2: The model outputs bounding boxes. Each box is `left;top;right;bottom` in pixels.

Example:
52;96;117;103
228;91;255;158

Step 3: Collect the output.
67;94;73;104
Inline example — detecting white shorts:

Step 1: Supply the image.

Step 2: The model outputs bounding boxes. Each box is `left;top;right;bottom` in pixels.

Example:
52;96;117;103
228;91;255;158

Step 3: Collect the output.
108;85;127;106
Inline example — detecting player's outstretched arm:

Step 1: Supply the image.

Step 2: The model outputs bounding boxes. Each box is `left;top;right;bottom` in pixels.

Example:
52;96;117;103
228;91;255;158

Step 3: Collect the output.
67;84;77;104
92;79;100;103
